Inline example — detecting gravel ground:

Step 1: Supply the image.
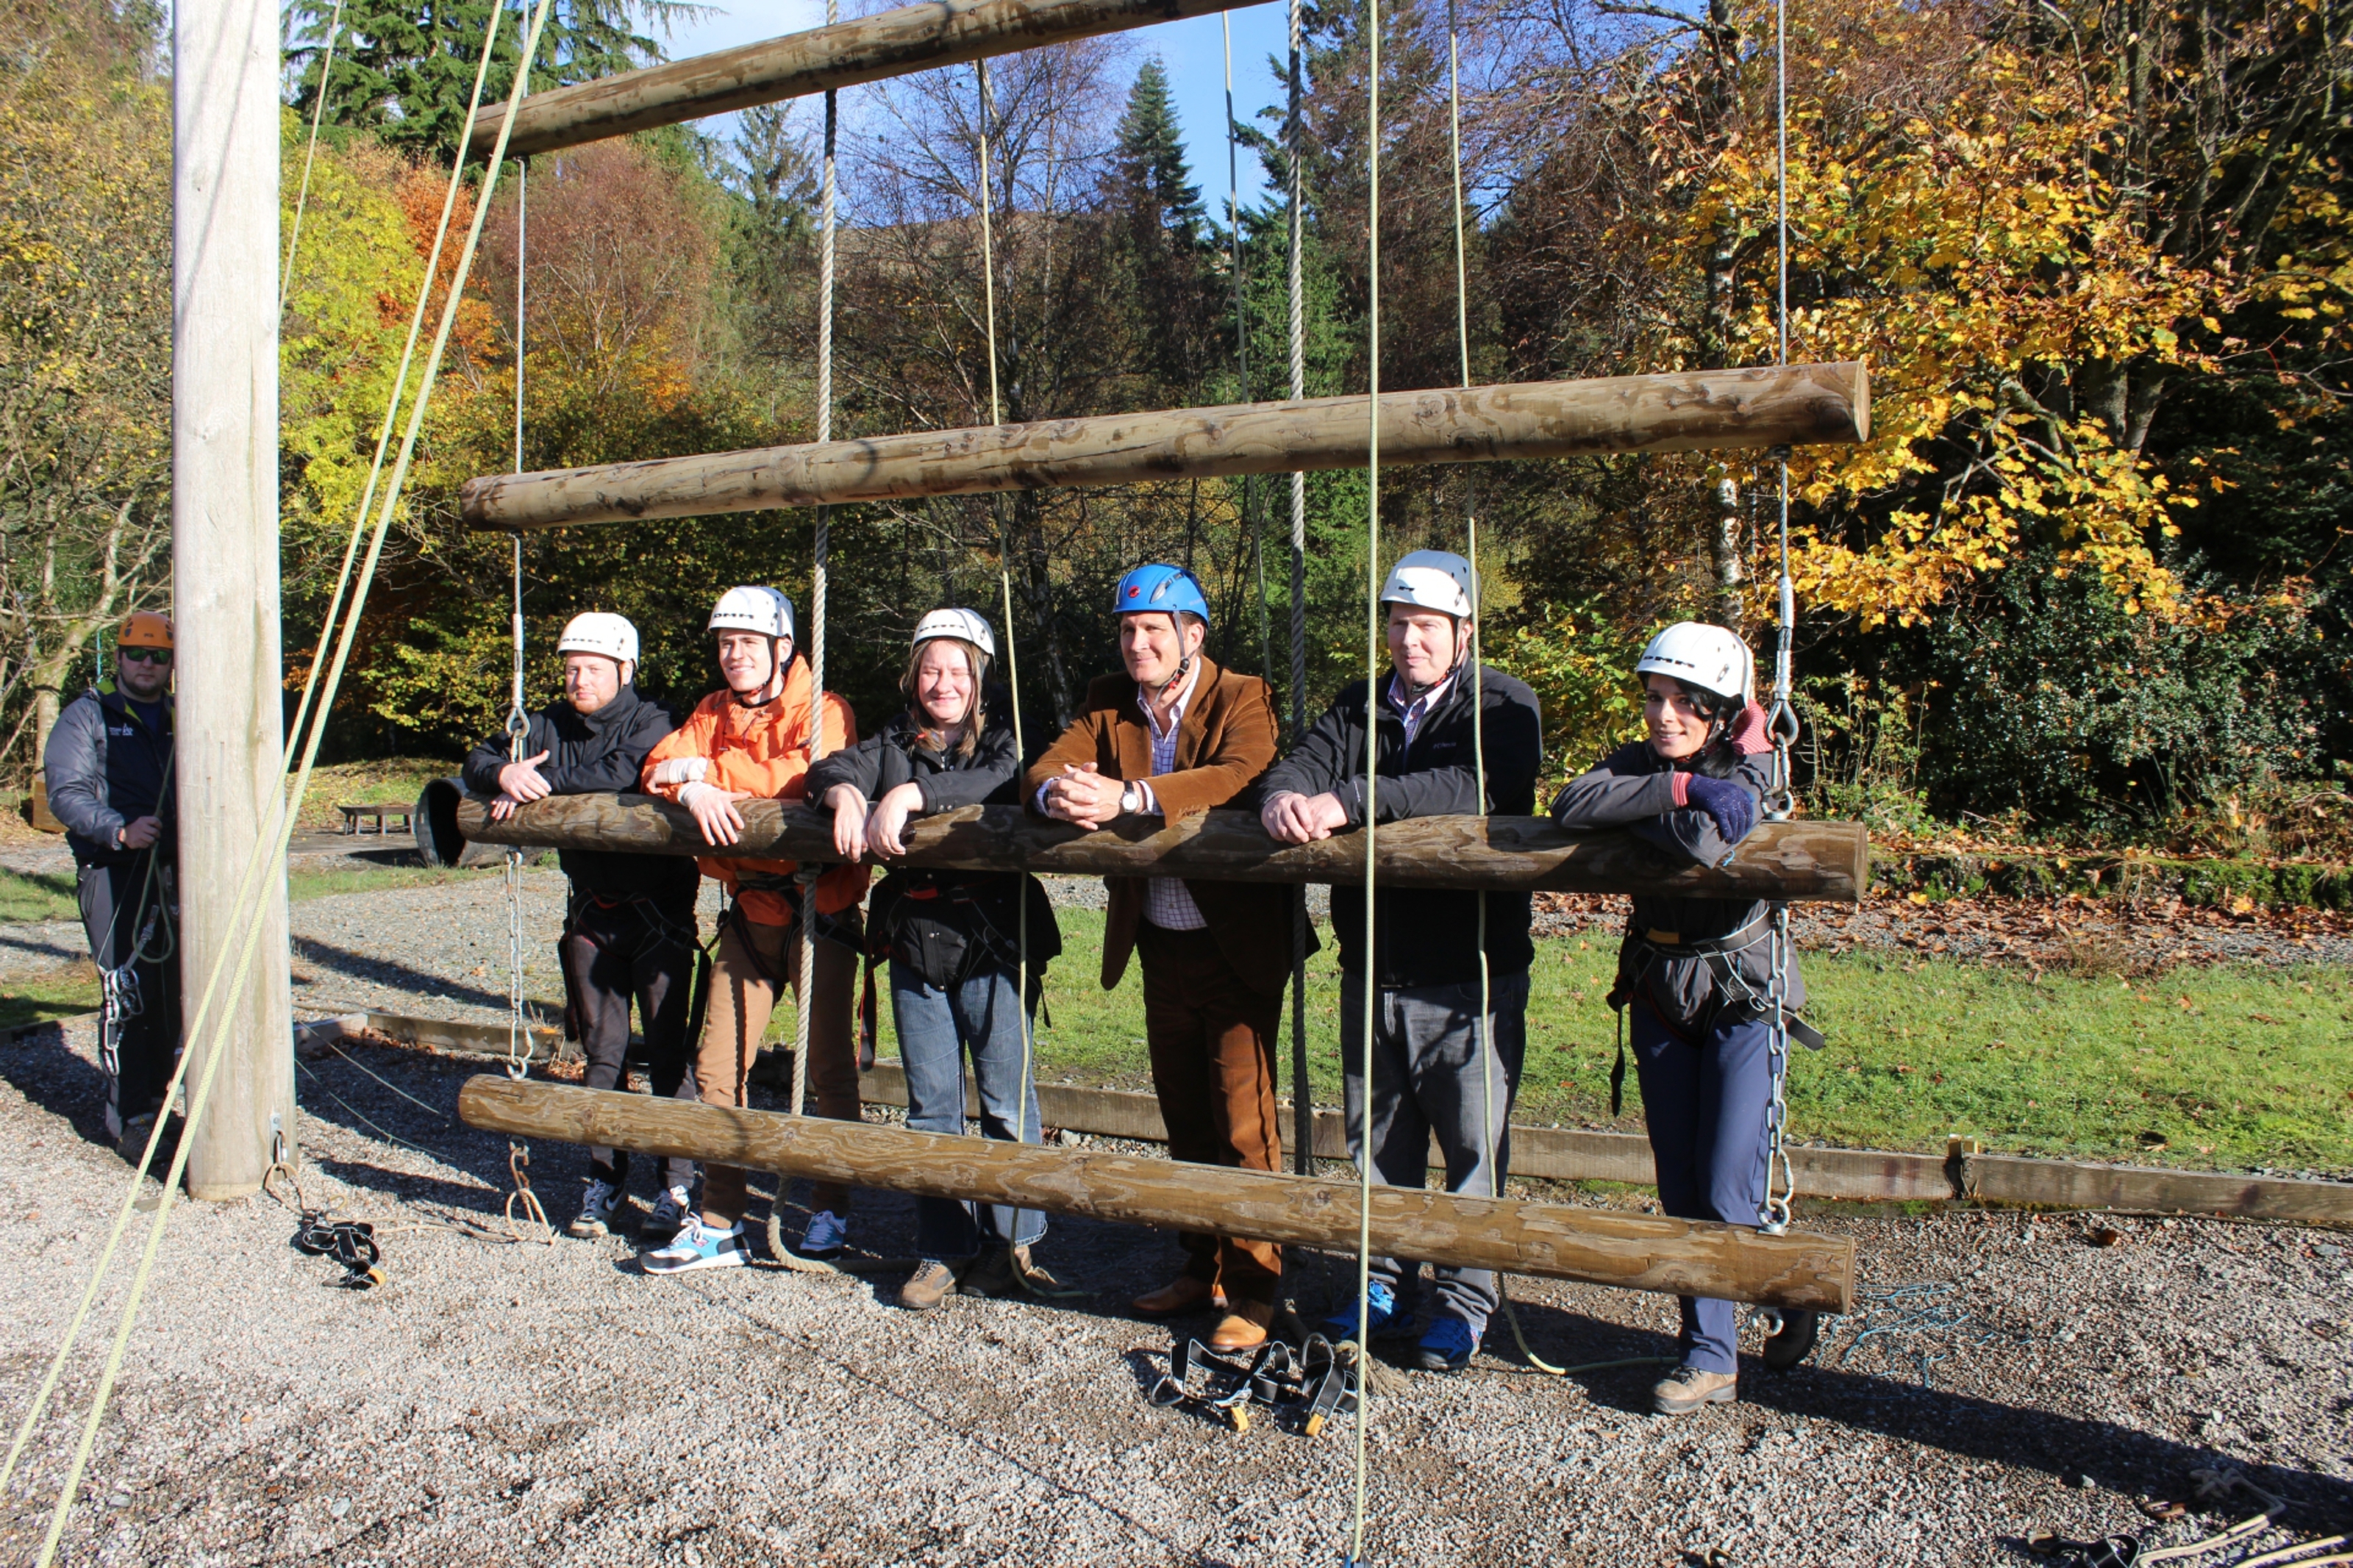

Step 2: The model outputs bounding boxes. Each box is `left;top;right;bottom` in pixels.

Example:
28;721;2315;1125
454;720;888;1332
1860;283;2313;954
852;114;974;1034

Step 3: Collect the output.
0;1015;2346;1565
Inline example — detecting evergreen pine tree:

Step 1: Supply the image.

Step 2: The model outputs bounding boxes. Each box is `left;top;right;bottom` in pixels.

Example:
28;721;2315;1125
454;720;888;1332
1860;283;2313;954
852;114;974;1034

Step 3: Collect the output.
285;0;689;160
1106;58;1216;400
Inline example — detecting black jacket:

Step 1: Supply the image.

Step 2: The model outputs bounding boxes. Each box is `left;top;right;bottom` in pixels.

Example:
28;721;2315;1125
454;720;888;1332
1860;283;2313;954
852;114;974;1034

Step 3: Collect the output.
805;690;1063;975
463;687;697;903
1260;663;1542;987
1548;740;1806;1034
46;687;175;869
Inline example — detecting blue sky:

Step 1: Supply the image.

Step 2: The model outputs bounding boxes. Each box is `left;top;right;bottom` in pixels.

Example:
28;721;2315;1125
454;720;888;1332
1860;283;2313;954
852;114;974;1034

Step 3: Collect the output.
651;0;1290;213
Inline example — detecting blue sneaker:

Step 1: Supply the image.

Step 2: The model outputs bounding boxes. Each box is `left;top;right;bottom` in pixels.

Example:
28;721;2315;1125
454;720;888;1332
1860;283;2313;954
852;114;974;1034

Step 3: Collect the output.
1320;1278;1404;1343
799;1209;849;1259
1416;1315;1479;1372
641;1214;747;1275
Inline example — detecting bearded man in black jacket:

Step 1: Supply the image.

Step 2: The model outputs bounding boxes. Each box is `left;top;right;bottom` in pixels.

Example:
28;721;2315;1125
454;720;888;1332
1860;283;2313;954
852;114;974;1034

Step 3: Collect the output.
463;612;699;1242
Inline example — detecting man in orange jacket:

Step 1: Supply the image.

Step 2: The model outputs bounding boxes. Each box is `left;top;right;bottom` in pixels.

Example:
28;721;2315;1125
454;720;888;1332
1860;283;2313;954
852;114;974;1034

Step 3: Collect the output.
638;586;868;1273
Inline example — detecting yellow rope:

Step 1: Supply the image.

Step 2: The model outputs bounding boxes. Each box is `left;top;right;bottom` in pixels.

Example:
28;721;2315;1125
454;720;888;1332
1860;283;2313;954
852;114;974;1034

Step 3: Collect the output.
0;4;515;1509
1347;0;1382;1554
279;0;348;311
28;6;557;1556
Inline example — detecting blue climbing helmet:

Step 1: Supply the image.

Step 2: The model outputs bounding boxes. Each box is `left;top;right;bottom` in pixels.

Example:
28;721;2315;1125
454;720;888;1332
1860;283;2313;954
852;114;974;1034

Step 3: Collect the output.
1113;564;1211;627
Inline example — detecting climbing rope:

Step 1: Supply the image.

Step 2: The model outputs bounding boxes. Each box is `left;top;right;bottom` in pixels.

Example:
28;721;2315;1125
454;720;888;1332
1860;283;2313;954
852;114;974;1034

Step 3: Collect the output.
279;0;348;310
790;32;840;1134
21;0;560;1555
1284;0;1313;1179
1757;0;1802;1236
0;3;524;1517
1344;0;1383;1553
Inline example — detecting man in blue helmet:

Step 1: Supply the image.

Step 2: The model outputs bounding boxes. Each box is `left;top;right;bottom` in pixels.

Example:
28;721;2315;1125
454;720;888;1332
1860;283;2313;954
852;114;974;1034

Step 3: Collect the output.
1026;564;1311;1354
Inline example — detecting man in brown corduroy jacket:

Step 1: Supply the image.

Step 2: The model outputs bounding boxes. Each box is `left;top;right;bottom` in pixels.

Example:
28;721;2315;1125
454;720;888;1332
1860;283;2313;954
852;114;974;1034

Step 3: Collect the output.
1027;565;1311;1353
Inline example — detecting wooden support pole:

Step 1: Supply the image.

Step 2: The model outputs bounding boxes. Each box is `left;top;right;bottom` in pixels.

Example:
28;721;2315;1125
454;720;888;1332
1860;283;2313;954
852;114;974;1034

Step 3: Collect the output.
173;0;294;1199
461;363;1870;532
455;797;1868;902
459;1077;1857;1311
468;0;1273;160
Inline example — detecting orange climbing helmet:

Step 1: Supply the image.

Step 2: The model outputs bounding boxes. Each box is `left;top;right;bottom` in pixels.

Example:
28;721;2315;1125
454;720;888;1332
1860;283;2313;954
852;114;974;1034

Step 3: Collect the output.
118;611;174;651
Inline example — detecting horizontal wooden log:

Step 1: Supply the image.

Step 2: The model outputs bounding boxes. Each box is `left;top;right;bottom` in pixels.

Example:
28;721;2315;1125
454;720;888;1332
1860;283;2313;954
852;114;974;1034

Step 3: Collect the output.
461;364;1870;531
468;0;1266;161
454;796;1867;902
458;1075;1856;1311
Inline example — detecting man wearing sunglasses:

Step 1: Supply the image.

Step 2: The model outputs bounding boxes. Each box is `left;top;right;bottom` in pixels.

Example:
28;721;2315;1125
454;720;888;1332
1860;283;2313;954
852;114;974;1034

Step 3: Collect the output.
45;611;181;1157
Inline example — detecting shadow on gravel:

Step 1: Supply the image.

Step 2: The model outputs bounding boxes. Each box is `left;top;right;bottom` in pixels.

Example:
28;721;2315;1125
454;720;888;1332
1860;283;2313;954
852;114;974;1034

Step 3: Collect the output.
0;1028;115;1150
1744;1367;2353;1527
288;936;510;1011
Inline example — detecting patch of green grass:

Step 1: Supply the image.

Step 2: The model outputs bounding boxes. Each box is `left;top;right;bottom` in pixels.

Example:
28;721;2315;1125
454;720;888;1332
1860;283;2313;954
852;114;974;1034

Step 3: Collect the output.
0;967;100;1032
785;909;2353;1175
290;756;457;831
0;867;79;924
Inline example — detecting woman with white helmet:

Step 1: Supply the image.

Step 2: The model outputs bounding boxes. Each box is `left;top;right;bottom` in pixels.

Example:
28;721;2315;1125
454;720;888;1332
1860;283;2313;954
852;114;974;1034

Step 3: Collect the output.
805;608;1062;1309
1549;621;1818;1411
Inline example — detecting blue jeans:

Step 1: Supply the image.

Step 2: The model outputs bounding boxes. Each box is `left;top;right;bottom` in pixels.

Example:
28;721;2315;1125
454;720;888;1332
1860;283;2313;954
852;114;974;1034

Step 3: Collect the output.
1630;1002;1774;1373
1338;969;1529;1336
892;960;1046;1260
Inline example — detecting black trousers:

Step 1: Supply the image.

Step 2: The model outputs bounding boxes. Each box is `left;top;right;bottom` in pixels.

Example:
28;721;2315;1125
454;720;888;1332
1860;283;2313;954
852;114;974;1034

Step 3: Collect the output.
77;859;179;1139
562;891;699;1189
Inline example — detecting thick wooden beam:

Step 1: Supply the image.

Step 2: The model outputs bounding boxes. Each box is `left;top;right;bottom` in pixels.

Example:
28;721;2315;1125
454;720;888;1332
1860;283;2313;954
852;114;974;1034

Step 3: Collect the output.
468;0;1270;161
461;364;1871;532
458;1076;1856;1311
454;796;1868;902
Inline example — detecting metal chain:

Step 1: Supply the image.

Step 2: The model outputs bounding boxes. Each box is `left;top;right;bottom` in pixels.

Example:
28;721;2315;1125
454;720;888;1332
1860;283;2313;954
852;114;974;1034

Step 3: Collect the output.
503;155;532;1088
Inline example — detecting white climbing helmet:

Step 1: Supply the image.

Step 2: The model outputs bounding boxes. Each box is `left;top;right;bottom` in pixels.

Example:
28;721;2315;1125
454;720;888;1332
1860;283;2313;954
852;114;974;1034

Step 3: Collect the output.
708;585;794;641
911;607;996;659
1379;550;1475;620
557;612;638;665
1636;621;1754;704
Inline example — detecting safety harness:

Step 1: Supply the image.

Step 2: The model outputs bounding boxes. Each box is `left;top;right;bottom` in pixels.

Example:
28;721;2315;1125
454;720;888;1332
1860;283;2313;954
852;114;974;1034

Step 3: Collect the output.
1604;910;1824;1116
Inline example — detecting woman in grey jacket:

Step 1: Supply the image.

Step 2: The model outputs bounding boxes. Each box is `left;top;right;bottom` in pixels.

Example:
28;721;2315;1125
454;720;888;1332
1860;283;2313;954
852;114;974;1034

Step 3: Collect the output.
807;609;1060;1311
1549;621;1816;1413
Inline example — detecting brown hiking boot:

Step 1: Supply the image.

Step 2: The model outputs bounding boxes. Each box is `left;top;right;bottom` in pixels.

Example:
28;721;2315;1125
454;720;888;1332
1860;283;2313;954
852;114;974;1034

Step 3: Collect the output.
1652;1366;1738;1414
899;1260;958;1312
1132;1276;1227;1317
957;1244;1032;1299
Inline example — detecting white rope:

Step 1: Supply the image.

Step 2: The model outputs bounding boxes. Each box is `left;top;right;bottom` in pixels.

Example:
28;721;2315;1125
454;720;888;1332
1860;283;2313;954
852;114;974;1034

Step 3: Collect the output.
790;37;840;1129
1284;0;1313;1178
505;156;533;1087
1346;0;1382;1552
25;2;558;1554
0;0;519;1512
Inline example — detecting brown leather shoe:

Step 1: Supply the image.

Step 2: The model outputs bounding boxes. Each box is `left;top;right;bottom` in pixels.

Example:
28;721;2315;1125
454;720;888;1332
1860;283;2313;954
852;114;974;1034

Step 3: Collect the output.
1651;1365;1738;1414
1132;1276;1227;1317
1207;1299;1276;1352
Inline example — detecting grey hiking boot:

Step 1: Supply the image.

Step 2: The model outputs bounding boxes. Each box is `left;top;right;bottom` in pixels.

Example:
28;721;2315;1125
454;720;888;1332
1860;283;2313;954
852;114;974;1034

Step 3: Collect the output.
899;1260;959;1311
957;1244;1032;1299
1652;1365;1738;1414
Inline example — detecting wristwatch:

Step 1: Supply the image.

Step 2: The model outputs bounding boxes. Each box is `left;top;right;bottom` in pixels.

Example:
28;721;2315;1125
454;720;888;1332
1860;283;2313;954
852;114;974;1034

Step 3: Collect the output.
1119;784;1140;816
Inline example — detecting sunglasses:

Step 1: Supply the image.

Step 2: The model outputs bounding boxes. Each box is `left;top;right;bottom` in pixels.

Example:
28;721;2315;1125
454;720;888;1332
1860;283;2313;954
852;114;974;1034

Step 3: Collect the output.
119;647;171;665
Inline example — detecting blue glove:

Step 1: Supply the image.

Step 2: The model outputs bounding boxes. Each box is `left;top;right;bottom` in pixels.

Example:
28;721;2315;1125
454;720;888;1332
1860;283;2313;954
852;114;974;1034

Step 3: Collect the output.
1683;775;1756;846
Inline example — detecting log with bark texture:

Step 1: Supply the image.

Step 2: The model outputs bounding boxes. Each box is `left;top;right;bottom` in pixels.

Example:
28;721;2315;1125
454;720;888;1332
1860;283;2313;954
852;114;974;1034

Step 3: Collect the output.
455;796;1867;902
467;0;1271;160
458;1077;1857;1311
462;365;1870;531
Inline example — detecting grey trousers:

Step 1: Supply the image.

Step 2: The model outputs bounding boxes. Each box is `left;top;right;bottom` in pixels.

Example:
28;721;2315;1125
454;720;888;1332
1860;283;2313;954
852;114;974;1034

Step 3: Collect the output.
1339;967;1529;1334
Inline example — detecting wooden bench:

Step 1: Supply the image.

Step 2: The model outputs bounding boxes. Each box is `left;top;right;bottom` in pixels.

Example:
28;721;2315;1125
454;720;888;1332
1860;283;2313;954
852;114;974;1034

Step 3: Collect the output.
338;802;414;836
